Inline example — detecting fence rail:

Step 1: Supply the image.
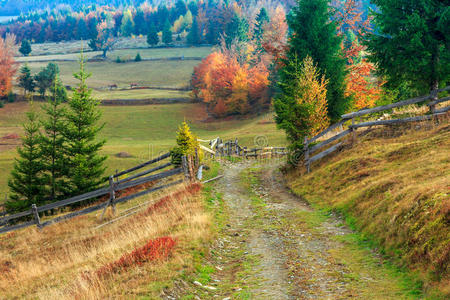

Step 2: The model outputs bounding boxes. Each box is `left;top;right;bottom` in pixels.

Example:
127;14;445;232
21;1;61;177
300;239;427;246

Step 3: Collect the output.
304;86;449;172
0;152;193;235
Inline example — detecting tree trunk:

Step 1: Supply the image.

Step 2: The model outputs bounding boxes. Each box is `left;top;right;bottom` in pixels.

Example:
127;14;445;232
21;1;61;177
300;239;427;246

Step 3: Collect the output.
430;45;439;113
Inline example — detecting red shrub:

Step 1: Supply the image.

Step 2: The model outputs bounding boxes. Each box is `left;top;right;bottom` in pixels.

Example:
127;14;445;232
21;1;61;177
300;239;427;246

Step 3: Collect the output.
95;237;176;278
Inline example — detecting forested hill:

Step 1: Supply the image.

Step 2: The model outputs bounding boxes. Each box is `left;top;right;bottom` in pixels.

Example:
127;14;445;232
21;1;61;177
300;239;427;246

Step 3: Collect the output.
0;0;164;15
0;0;374;17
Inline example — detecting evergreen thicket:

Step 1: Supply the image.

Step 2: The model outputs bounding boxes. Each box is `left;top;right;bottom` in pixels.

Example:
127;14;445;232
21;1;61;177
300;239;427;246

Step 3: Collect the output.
7;55;106;213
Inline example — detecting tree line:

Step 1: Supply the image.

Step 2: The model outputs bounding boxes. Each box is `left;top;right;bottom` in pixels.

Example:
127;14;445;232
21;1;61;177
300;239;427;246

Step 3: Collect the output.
0;0;296;49
6;56;106;214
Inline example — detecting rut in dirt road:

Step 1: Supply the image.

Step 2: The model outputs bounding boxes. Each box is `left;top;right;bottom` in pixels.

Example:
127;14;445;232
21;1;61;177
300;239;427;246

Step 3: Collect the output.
215;161;360;299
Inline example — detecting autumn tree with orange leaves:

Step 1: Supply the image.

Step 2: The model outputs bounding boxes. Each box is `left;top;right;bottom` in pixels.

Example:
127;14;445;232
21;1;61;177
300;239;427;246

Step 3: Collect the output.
191;5;287;117
333;0;382;110
191;45;270;117
0;34;17;98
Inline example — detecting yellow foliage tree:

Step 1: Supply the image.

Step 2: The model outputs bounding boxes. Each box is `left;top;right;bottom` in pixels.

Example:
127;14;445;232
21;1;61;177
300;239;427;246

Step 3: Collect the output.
274;55;329;152
171;121;200;166
297;56;330;136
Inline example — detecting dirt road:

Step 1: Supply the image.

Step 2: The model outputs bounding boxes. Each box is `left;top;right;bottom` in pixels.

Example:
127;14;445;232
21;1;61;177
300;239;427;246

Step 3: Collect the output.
164;161;417;299
215;161;356;299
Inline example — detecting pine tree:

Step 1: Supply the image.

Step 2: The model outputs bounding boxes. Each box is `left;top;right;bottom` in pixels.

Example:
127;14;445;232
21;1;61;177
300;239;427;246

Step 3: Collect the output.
7;105;47;213
134;9;146;35
170;121;199;166
135;53;142;62
19;39;32;56
18;64;35;95
63;53;106;197
225;13;249;46
187;17;200;45
253;7;270;48
162;19;173;45
365;0;449;94
284;0;348;121
40;79;69;202
147;23;159;46
274;56;330;152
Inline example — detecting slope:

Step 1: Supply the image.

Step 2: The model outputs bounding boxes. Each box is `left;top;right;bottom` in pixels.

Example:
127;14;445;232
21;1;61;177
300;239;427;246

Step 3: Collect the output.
286;120;449;297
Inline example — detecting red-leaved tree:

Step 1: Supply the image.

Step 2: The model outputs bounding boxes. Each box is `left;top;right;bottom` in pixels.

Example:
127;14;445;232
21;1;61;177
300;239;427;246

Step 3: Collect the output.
0;34;17;98
333;0;382;110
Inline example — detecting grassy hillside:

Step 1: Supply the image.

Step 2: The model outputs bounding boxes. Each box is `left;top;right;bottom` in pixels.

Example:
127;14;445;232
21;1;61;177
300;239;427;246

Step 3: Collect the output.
0;181;212;299
286;120;450;297
0;102;286;202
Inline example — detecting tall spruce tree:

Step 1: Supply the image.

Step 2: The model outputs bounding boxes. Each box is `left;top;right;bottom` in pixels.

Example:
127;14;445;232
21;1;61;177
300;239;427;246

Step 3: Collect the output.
187;17;200;45
134;9;146;35
162;19;173;45
284;0;348;121
365;0;449;95
147;23;159;46
253;7;270;48
7;104;46;213
64;53;106;197
40;78;69;202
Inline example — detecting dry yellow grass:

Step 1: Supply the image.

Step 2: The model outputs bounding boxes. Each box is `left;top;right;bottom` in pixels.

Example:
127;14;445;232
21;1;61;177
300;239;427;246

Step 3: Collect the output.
286;116;450;296
0;182;211;299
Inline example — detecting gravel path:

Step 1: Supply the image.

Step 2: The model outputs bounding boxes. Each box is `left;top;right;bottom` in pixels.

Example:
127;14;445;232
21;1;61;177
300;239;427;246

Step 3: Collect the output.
215;161;356;299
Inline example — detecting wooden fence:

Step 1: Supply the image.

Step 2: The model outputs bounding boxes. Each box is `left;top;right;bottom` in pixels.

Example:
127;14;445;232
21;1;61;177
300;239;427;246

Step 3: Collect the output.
303;86;450;172
0;152;198;235
199;137;287;159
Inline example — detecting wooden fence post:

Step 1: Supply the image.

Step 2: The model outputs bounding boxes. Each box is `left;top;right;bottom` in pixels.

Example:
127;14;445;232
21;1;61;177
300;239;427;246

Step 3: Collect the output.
195;148;199;169
31;204;41;229
304;136;310;173
429;89;438;114
188;155;195;180
101;176;116;220
109;176;116;215
351;118;356;143
182;155;190;181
